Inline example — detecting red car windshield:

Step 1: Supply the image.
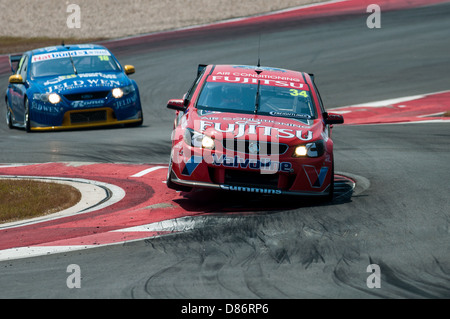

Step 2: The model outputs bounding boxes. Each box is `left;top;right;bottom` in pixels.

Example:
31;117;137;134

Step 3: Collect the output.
196;82;316;120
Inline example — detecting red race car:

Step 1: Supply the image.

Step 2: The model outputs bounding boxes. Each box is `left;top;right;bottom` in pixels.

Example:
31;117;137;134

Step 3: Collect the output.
166;64;344;201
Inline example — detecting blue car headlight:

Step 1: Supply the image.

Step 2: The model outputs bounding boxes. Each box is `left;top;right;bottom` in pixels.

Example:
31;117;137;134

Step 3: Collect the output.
33;92;61;104
112;84;135;99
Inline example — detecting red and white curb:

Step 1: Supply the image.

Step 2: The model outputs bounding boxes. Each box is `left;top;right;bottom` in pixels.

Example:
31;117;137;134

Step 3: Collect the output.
0;217;198;262
0;162;199;261
334;90;450;125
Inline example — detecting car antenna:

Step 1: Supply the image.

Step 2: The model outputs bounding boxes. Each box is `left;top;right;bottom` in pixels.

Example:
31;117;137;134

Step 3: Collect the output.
256;34;263;72
254;36;263;114
254;66;262;114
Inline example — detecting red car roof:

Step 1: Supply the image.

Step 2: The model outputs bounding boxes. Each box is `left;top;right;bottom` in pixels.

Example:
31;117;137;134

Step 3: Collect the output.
206;64;310;90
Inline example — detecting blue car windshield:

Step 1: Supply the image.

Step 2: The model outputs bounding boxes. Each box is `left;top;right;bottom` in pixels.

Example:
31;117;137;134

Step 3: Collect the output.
196;82;316;120
30;50;120;78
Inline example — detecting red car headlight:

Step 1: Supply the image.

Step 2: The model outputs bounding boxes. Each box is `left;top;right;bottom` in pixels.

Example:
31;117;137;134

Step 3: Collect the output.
293;140;325;158
184;128;215;150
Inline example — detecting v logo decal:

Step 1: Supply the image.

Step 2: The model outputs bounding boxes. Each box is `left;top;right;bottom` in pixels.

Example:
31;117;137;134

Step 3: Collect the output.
181;156;202;176
303;165;329;188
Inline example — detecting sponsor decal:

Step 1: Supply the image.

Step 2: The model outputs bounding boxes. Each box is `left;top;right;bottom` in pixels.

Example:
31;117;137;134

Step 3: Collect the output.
181;156;203;176
208;75;307;90
220;184;282;194
231;65;287;73
269;111;311;119
210;154;292;173
114;94;137;108
43;74;77;85
31;101;60;113
32;49;111;63
77;73;117;79
199;116;310;128
71;100;105;108
248;142;259;154
46;79;121;93
198;120;313;141
303;165;329;188
43;73;118;86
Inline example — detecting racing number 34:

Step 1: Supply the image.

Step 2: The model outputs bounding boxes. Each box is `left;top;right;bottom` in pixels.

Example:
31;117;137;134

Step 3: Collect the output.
289;89;308;97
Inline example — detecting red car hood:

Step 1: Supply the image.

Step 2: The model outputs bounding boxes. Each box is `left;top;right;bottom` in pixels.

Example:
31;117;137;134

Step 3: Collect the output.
189;110;323;145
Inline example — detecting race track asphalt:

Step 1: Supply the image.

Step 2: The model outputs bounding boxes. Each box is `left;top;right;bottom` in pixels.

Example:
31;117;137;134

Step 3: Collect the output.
0;1;449;300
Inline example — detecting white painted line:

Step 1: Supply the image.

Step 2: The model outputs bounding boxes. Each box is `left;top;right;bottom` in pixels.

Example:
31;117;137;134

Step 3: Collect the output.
0;163;34;168
0;219;187;261
130;165;167;177
0;246;96;261
380;119;450;124
348;94;426;108
329;110;352;114
418;112;446;118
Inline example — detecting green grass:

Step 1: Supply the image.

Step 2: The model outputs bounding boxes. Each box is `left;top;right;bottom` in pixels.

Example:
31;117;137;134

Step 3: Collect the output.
0;179;82;224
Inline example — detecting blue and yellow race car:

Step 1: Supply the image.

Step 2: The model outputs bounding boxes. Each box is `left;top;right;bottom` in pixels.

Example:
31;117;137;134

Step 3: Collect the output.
5;44;143;132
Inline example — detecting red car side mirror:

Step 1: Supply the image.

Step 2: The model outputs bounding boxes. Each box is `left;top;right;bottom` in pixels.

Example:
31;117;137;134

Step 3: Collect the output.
166;99;186;111
324;112;344;125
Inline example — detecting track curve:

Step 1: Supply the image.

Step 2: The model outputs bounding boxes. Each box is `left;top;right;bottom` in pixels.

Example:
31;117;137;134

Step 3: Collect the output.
0;0;449;300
